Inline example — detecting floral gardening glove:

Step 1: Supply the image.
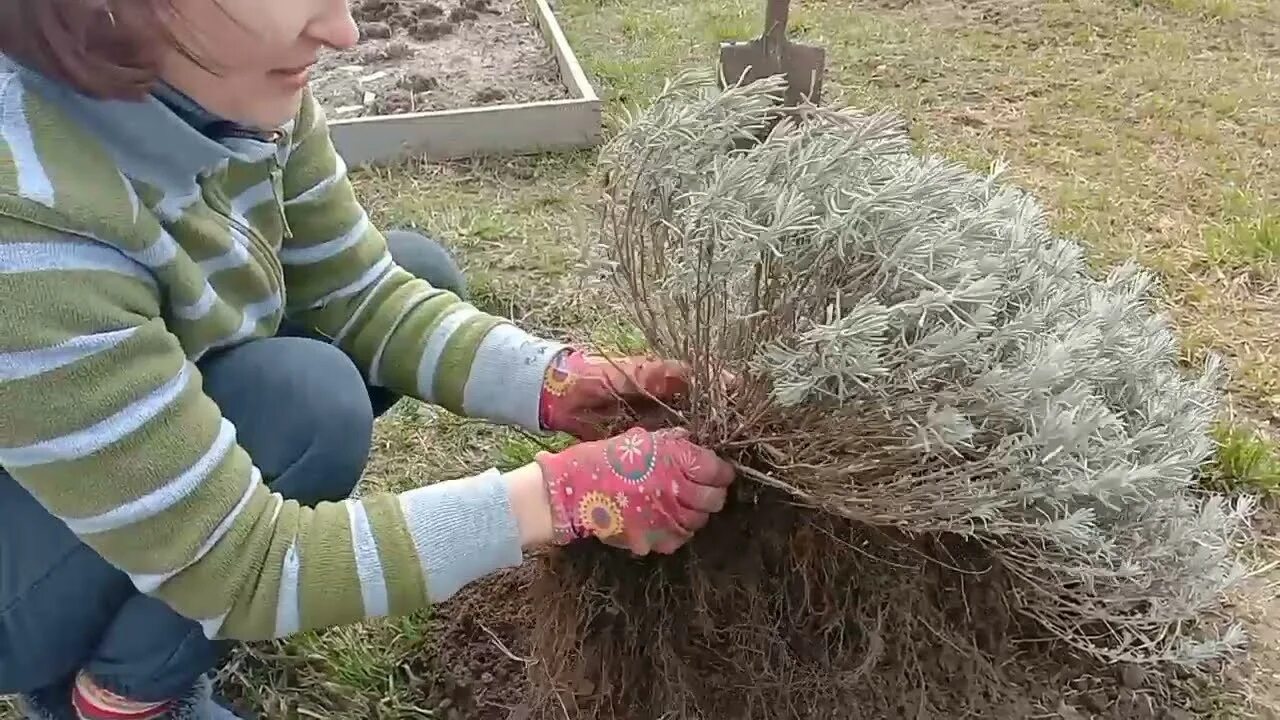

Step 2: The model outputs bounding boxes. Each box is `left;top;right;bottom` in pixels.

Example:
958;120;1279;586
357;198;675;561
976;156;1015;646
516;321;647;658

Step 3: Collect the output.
535;427;735;554
539;348;689;441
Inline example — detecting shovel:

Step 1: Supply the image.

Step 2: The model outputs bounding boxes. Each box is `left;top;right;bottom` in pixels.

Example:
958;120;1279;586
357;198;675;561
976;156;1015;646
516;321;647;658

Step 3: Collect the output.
718;0;826;107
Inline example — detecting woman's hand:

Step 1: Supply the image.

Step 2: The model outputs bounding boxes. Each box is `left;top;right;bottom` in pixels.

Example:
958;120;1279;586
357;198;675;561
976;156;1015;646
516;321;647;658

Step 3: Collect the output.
533;427;735;555
539;349;688;441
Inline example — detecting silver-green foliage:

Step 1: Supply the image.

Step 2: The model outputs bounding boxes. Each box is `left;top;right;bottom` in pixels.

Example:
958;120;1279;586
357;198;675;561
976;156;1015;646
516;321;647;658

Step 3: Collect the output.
595;72;1253;666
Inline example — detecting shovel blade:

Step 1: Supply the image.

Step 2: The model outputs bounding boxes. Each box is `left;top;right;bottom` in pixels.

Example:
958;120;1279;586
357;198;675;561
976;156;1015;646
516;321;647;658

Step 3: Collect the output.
719;40;825;106
719;40;781;88
783;43;825;105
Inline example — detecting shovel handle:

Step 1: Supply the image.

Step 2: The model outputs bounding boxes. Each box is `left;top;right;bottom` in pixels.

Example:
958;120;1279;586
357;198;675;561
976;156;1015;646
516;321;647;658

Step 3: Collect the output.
764;0;791;46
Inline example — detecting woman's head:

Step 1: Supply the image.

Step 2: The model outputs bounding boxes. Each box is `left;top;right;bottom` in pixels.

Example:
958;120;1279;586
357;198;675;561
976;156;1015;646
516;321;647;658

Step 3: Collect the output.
0;0;359;129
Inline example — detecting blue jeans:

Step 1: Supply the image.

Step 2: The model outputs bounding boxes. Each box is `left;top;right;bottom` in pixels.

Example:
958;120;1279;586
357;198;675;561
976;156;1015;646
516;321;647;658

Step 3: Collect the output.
0;230;465;703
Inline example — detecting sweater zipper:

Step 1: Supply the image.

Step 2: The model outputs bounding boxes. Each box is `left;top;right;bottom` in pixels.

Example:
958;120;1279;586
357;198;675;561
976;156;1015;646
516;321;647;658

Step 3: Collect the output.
208;122;294;240
268;156;294;240
207;180;286;308
202;125;292;308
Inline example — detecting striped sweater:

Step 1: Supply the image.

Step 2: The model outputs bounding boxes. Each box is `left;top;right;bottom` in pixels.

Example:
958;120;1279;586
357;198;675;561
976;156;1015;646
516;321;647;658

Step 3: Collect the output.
0;57;564;641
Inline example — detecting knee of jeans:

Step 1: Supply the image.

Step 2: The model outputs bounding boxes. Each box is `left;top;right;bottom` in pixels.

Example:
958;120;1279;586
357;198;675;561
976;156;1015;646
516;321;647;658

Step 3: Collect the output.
81;595;231;704
291;344;374;501
207;337;374;504
0;535;135;695
383;229;468;299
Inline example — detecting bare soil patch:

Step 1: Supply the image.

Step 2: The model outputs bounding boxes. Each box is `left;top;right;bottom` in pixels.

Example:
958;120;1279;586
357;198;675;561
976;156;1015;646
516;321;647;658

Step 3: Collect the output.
311;0;570;119
421;564;541;720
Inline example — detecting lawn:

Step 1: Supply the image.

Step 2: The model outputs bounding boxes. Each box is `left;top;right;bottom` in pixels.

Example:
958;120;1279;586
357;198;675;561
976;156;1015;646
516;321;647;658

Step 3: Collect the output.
4;0;1279;718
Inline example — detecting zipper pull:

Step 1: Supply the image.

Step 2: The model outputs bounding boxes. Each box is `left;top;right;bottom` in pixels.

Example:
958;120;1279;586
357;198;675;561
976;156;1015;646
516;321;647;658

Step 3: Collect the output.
269;159;294;239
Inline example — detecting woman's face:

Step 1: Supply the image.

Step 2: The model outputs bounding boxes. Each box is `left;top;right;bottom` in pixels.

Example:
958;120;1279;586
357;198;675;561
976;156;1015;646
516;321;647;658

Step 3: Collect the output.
158;0;359;129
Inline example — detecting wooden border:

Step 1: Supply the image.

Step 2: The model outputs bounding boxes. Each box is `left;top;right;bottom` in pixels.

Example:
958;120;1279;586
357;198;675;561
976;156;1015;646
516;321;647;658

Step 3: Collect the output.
328;0;602;167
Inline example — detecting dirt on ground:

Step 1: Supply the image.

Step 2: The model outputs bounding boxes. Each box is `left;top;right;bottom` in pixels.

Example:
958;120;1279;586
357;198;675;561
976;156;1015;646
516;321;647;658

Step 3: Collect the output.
418;563;542;720
310;0;570;118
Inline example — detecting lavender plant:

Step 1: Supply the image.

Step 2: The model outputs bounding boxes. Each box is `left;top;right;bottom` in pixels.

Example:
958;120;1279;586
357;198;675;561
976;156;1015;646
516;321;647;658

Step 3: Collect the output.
531;72;1255;718
600;71;1252;663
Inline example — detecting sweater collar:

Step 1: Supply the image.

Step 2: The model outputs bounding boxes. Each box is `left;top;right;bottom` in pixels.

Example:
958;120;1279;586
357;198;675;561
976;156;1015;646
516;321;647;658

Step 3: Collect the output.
150;81;233;138
4;54;284;190
150;81;285;144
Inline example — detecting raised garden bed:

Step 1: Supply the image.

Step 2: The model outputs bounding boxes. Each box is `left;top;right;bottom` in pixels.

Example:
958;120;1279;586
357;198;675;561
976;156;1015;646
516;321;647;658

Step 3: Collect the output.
318;0;601;166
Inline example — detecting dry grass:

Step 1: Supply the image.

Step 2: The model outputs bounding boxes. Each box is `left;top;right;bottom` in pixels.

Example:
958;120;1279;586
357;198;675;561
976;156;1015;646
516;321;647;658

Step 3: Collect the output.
3;0;1278;717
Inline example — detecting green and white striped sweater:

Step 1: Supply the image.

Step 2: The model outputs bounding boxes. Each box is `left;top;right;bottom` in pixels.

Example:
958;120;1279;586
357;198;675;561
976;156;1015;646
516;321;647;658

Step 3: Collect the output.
0;56;564;641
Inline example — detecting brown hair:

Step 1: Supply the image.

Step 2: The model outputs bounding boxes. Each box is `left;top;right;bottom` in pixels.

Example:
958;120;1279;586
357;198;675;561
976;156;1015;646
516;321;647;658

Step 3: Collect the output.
0;0;171;100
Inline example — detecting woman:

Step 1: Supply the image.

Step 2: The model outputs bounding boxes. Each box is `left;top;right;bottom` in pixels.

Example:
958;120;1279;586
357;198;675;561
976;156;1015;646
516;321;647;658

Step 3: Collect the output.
0;1;735;718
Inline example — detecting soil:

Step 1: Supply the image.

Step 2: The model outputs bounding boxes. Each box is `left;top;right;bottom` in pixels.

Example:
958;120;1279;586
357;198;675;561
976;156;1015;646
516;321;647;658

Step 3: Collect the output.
311;0;570;118
419;563;542;720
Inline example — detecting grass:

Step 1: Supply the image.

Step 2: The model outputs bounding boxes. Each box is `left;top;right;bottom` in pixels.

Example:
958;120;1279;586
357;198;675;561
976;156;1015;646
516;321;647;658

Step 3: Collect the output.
3;0;1278;718
1205;191;1280;269
1212;423;1280;496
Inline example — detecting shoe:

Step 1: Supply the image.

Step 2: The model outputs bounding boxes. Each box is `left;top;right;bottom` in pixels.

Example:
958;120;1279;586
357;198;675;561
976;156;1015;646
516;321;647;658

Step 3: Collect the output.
17;674;251;720
169;675;251;720
15;687;72;720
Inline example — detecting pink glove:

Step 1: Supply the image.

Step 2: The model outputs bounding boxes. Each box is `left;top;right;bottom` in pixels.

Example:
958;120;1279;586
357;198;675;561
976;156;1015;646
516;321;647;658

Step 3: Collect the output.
535;427;735;554
539;349;689;441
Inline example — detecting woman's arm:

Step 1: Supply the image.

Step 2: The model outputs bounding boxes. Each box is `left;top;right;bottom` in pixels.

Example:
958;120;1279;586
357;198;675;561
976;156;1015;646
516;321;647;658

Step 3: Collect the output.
0;216;552;642
276;91;563;432
504;462;555;546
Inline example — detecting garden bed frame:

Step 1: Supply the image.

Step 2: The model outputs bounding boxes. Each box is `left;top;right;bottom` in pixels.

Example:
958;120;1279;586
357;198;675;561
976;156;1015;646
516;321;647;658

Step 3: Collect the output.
328;0;602;167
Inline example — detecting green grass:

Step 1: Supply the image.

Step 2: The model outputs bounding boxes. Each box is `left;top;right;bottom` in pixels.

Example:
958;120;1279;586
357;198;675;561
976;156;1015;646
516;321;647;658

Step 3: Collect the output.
1206;195;1280;269
4;1;1278;718
1139;0;1274;22
1212;423;1280;496
494;432;574;470
588;319;649;355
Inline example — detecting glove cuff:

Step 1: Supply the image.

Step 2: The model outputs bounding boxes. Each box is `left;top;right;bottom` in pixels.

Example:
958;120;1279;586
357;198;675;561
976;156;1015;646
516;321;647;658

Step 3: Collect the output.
534;449;588;545
537;347;579;433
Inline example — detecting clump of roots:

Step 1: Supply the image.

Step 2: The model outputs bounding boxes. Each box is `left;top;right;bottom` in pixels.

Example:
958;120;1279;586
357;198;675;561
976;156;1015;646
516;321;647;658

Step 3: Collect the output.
528;492;1038;719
